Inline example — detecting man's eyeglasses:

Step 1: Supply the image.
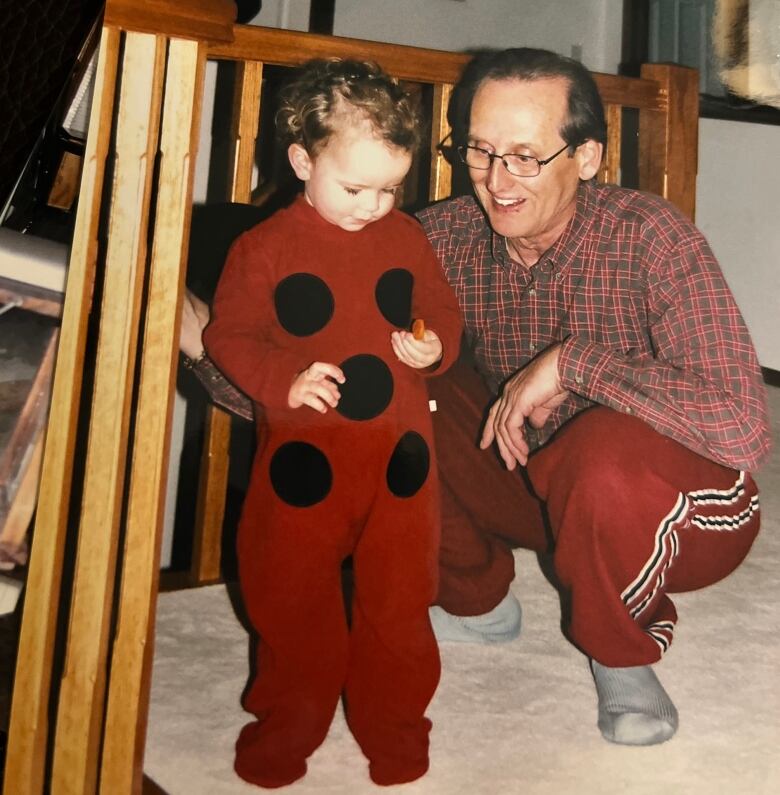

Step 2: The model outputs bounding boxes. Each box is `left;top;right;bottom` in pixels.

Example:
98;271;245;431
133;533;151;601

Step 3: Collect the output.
456;142;575;178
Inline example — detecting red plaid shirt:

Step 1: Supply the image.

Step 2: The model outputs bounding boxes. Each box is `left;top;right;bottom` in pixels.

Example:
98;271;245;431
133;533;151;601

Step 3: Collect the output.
417;180;771;470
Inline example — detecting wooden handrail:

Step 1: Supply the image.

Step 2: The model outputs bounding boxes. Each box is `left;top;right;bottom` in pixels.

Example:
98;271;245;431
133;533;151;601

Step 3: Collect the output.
105;0;237;42
208;24;666;111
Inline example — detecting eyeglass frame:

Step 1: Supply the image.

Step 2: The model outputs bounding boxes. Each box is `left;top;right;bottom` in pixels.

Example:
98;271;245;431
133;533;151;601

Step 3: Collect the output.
456;141;579;178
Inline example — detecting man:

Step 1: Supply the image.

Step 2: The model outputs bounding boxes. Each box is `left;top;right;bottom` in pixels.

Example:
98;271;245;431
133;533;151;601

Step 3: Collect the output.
182;48;772;747
418;47;771;747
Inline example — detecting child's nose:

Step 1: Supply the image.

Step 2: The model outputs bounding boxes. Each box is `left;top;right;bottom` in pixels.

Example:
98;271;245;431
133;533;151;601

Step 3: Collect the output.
359;191;381;213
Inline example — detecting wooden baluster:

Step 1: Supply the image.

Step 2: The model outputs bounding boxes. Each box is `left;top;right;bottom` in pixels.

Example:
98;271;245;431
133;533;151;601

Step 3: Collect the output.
639;63;699;220
190;60;263;585
598;103;623;186
3;26;121;795
100;38;208;794
50;32;167;795
430;82;453;202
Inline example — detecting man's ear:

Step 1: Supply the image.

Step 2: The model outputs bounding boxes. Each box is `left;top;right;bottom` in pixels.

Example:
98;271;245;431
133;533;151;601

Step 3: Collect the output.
576;139;603;181
288;143;313;180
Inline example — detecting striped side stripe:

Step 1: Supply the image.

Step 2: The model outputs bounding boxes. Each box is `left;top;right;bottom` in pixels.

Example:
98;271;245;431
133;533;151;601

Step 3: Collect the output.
691;495;760;532
688;470;746;506
621;493;686;620
646;620;676;654
621;471;758;654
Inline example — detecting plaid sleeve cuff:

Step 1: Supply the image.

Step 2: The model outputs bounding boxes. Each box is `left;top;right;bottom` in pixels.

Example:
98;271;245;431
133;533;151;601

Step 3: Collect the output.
558;336;613;398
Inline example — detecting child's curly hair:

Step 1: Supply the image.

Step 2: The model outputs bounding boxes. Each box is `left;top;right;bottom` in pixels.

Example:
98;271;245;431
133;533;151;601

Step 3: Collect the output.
276;58;421;156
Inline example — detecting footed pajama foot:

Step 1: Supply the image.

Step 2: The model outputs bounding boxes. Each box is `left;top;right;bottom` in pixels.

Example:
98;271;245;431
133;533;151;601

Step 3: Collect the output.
369;756;429;786
234;722;307;788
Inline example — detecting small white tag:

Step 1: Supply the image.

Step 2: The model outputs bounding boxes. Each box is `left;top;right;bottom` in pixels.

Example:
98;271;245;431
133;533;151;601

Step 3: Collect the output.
429;399;437;412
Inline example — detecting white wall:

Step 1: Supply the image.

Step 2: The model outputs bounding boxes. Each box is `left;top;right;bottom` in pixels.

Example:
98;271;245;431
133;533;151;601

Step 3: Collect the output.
247;0;312;31
333;0;624;74
697;117;780;371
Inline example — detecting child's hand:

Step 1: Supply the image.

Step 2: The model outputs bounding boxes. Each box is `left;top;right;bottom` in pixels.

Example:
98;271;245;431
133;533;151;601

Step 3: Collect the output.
390;328;443;369
288;362;345;413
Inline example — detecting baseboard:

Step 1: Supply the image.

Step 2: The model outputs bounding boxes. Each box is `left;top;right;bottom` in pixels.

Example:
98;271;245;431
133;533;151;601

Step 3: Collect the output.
142;773;169;794
762;368;780;387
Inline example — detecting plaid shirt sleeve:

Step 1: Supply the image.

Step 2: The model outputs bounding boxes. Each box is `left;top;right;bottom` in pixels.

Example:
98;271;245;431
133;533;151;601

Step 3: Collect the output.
558;213;772;471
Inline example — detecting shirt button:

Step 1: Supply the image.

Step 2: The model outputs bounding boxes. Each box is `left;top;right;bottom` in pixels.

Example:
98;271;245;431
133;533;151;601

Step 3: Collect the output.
575;375;584;385
625;407;633;415
528;288;536;296
529;343;537;353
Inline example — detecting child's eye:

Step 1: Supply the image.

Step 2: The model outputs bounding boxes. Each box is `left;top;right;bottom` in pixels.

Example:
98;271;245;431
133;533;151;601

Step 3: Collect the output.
344;187;360;196
382;187;398;195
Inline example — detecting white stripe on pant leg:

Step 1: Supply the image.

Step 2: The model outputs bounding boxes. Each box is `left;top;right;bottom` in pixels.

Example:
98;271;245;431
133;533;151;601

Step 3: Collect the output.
688;470;746;506
621;493;687;620
691;495;760;532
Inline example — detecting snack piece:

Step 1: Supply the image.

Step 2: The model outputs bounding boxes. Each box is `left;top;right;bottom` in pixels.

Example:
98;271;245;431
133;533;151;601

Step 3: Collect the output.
412;318;425;340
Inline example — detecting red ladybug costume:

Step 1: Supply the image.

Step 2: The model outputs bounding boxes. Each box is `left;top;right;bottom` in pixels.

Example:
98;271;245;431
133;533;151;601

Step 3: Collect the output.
205;195;462;787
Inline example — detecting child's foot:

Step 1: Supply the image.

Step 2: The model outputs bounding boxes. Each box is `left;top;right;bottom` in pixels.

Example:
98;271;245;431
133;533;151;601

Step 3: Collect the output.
590;659;678;745
234;723;307;788
369;756;429;786
429;592;521;644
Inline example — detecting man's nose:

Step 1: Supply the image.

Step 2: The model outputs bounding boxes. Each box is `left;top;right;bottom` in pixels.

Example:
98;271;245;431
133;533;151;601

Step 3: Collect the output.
486;156;514;192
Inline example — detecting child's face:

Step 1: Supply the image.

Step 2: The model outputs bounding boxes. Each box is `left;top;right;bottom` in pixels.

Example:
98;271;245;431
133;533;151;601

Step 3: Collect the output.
288;127;413;232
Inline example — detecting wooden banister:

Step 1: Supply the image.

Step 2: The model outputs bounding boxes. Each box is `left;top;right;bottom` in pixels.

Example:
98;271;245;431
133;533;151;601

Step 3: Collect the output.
4;25;122;795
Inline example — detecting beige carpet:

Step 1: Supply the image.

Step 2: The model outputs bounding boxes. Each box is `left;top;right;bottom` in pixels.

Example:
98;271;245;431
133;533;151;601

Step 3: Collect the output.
145;386;780;794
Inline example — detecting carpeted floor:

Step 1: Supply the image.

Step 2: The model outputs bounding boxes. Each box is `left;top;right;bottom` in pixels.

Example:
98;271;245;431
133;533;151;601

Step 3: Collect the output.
145;386;780;794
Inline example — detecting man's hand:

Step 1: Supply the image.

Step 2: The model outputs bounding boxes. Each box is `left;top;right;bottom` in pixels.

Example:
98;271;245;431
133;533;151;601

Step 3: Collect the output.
479;343;569;469
288;362;345;413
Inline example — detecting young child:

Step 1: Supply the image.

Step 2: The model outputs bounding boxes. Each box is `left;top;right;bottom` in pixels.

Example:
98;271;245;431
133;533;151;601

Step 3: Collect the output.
203;58;462;788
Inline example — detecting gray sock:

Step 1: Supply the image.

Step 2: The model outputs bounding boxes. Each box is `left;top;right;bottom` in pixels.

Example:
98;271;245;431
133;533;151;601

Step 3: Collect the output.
590;659;679;746
429;592;522;644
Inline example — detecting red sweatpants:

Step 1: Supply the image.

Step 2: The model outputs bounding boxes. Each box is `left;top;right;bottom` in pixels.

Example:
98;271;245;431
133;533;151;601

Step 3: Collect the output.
428;352;761;667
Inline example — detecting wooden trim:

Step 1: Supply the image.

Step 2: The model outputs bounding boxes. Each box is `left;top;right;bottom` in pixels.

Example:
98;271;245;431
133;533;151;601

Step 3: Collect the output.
639;63;699;220
208;25;666;111
0;331;58;492
3;26;121;795
598;103;623;185
230;61;264;202
105;0;236;43
0;423;46;551
190;59;262;586
100;39;207;795
50;32;167;794
429;83;453;201
191;407;231;584
209;25;469;83
0;278;63;319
